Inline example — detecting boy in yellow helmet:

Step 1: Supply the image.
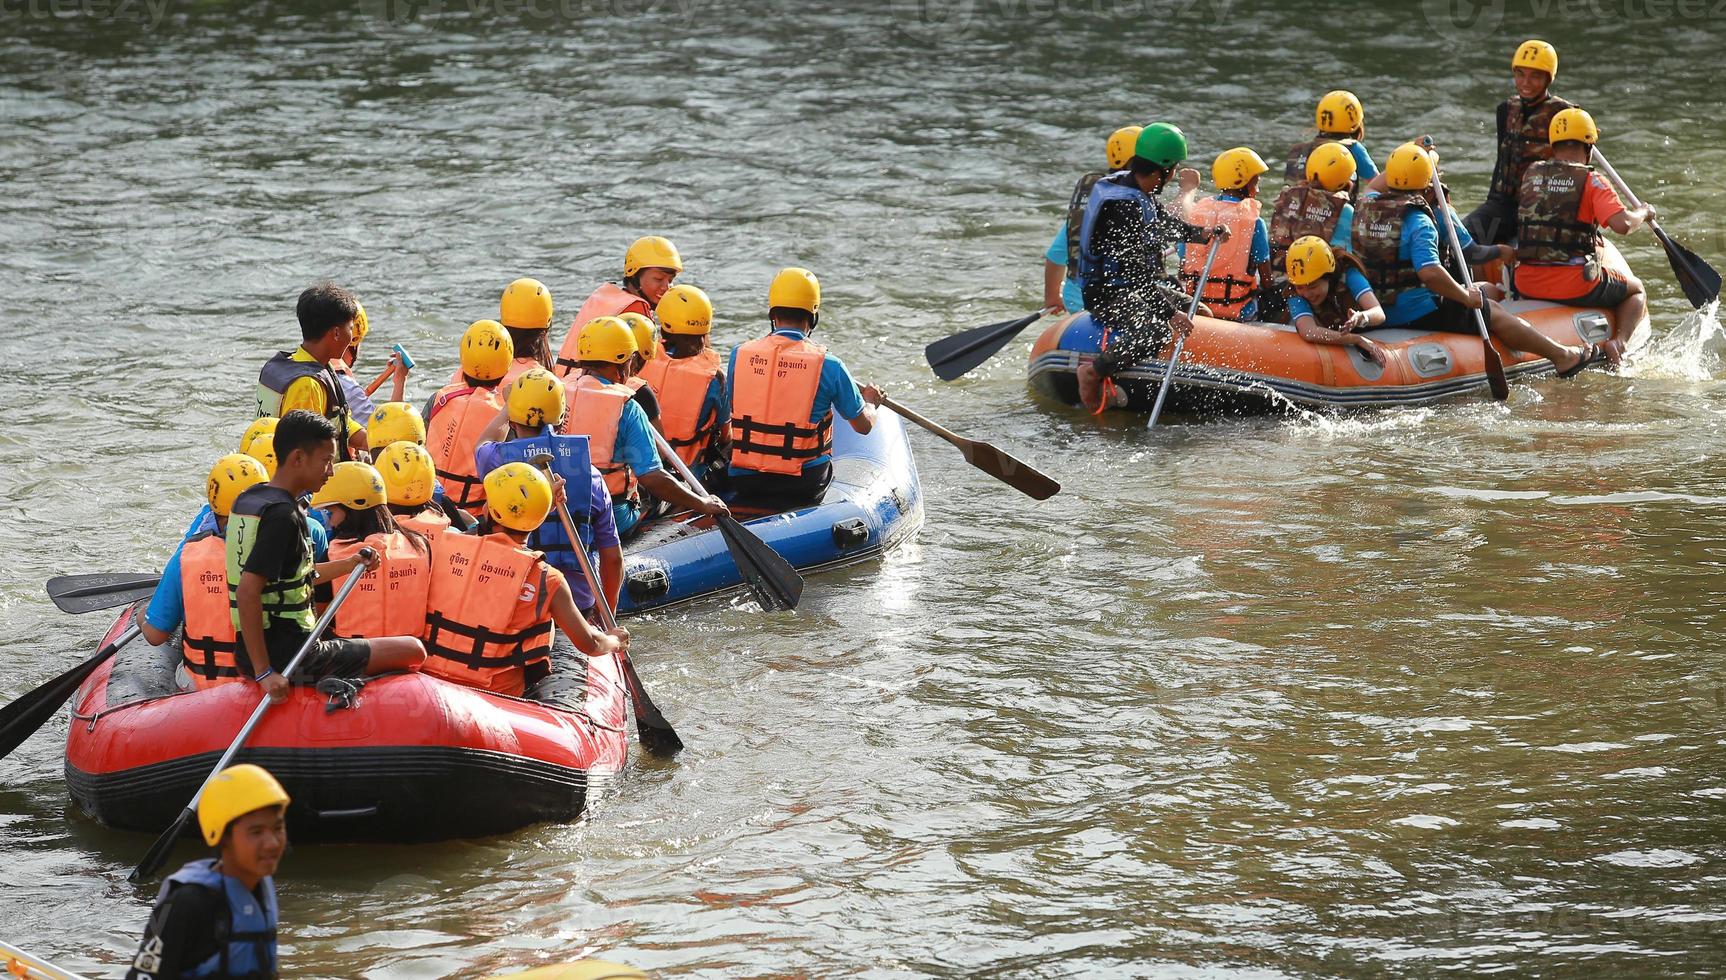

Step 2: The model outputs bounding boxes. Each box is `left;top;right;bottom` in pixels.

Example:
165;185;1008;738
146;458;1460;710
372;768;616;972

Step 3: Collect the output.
1463;39;1576;245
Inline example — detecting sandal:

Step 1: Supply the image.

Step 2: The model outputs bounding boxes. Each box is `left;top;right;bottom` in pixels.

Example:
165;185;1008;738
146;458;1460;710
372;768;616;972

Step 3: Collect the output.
1557;342;1608;380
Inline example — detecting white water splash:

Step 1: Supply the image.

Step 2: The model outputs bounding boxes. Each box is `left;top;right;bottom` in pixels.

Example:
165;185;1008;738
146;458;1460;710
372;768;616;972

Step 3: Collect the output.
1622;301;1723;382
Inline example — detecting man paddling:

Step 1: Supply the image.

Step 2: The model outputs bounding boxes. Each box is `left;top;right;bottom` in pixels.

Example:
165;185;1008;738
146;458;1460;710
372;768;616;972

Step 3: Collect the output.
126;764;289;980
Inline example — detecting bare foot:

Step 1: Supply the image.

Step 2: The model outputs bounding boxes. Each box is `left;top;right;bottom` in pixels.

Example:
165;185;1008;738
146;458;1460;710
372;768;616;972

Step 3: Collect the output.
1077;359;1103;412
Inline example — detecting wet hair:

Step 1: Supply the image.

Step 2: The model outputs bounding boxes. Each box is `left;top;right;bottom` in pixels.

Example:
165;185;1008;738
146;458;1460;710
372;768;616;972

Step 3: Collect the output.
296;282;360;342
505;326;551;369
768;307;814;329
461;373;502;389
331;501;429;555
664;334;706;358
274;410;337;462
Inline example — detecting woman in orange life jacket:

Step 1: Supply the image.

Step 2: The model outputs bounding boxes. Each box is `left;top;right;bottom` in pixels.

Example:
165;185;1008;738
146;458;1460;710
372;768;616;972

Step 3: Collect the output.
427;319;513;515
419;461;626;698
311;461;433;645
140;454;271;690
636;284;730;481
1178;147;1275;322
726;268;885;506
555;236;683;376
378;440;476;536
1281;236;1391;368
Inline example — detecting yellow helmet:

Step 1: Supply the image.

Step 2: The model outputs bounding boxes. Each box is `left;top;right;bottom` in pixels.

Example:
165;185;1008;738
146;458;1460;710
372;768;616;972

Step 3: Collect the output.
309;461;387;510
351;302;370;343
1105;125;1144;171
1285;236;1338;287
768;267;820;316
500;277;554;330
1212;147;1269;191
484;461;553;532
1315;90;1363;134
1304;141;1358;193
623;236;683;277
507;367;566;428
1513;39;1558;78
1384;142;1436;191
377;441;437;507
657;284;713;335
461;319;515;382
1549;107;1598;145
239;416;278;456
577;315;638;365
366;401;426;450
618;312;657;363
206;454;269;519
197;763;289;847
243;433;278;480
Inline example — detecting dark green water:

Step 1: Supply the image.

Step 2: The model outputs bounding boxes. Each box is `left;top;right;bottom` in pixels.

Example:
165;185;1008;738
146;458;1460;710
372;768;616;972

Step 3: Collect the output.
3;1;1725;976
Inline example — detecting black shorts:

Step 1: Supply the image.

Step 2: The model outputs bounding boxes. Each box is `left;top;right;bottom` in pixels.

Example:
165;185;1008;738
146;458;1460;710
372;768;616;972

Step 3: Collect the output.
1397;296;1495;336
727;461;834;508
266;629;371;681
1573;269;1633;308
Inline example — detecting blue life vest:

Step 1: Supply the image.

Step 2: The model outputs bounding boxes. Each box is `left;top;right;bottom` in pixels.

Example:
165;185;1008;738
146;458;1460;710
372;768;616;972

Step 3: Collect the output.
1076;171;1160;292
158;858;278;979
492;428;596;577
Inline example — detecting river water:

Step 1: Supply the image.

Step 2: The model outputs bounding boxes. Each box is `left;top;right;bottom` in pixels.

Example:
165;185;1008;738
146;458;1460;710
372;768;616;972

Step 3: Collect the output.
3;1;1725;976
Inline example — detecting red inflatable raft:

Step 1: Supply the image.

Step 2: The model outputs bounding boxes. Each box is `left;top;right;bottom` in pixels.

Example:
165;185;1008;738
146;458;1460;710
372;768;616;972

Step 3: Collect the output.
64;605;630;842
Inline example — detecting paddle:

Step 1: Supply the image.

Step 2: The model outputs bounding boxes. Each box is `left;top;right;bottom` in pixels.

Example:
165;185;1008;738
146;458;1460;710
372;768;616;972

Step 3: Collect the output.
1427;151;1511;402
129;548;375;883
878;395;1060;500
362;362;396;398
0;623;141;763
924;310;1050;382
529;453;682;757
45;573;161;615
1592;148;1720;310
1147;238;1221;428
647;429;803;612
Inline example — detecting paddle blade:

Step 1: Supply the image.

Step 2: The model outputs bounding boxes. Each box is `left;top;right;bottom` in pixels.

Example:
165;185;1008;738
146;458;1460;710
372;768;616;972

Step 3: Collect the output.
130;805;196;883
924;311;1044;382
617;652;683;757
1652;225;1721;310
46;574;160;615
954;438;1061;500
1484;343;1510;401
716;515;804;611
0;627;136;762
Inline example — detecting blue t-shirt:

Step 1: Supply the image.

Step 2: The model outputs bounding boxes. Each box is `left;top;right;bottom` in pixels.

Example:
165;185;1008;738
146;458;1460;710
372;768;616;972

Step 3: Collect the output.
1044;225;1084;313
473;439;620;609
1287;268;1375;324
1372;199;1474;326
182;504;326;558
1178;194;1272;319
725;330;865;475
151;512;327;635
1348;142;1379;181
1331;202;1355;249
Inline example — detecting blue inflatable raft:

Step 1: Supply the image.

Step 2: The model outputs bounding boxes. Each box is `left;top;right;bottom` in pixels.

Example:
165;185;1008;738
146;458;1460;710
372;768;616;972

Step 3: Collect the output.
617;411;923;614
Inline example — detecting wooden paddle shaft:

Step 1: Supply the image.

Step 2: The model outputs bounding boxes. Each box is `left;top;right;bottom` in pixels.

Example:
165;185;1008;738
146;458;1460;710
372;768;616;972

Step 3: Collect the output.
1148;237;1222;428
363;362;396;397
1428;175;1492;340
878;395;966;450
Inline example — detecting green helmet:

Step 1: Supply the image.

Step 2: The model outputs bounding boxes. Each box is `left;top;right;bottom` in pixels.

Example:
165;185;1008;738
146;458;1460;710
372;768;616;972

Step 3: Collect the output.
1134;122;1188;168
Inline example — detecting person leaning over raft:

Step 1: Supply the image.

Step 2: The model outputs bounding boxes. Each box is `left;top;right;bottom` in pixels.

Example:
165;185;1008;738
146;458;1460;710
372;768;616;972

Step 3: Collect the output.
1262;141;1359;323
1043;125;1143;316
227;410;426;705
1463;39;1575;246
255;283;368;461
725;267;884;506
1282;235;1390;367
1511;108;1654;361
1073;122;1230;413
126;764;289;980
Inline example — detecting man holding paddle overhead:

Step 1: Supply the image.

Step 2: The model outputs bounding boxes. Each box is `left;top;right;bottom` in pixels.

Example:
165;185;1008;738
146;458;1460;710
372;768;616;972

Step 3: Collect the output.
1463;39;1575;247
1073;122;1230;413
726;267;883;506
227;411;425;705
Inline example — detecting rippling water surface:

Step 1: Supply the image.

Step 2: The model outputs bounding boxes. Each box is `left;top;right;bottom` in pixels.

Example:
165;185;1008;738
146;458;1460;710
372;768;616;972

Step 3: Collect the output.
3;1;1726;976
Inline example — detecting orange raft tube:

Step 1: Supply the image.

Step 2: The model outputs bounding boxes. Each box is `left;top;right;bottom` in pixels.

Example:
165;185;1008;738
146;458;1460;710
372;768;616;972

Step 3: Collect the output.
1028;242;1648;414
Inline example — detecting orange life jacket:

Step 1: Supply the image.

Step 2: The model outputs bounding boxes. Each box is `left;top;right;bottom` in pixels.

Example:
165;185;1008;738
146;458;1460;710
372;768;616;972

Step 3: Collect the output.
445;357;545;390
1180;196;1263;320
553;284;654;377
562;374;639;504
728;334;832;477
395;504;452;537
427;382;504;510
420;529;555;696
637;346;723;467
326;532;431;641
180;532;242;691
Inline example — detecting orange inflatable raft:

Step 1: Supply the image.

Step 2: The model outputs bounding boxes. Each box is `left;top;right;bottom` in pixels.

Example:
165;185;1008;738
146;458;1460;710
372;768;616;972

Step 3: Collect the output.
1028;242;1647;414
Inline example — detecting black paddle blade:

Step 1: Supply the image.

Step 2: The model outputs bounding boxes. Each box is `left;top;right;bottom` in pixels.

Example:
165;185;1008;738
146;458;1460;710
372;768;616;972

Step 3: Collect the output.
924;311;1044;382
955;438;1061;500
617;652;683;757
130;805;196;883
1484;344;1511;401
0;627;136;762
1652;225;1722;310
46;574;161;615
716;515;803;611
